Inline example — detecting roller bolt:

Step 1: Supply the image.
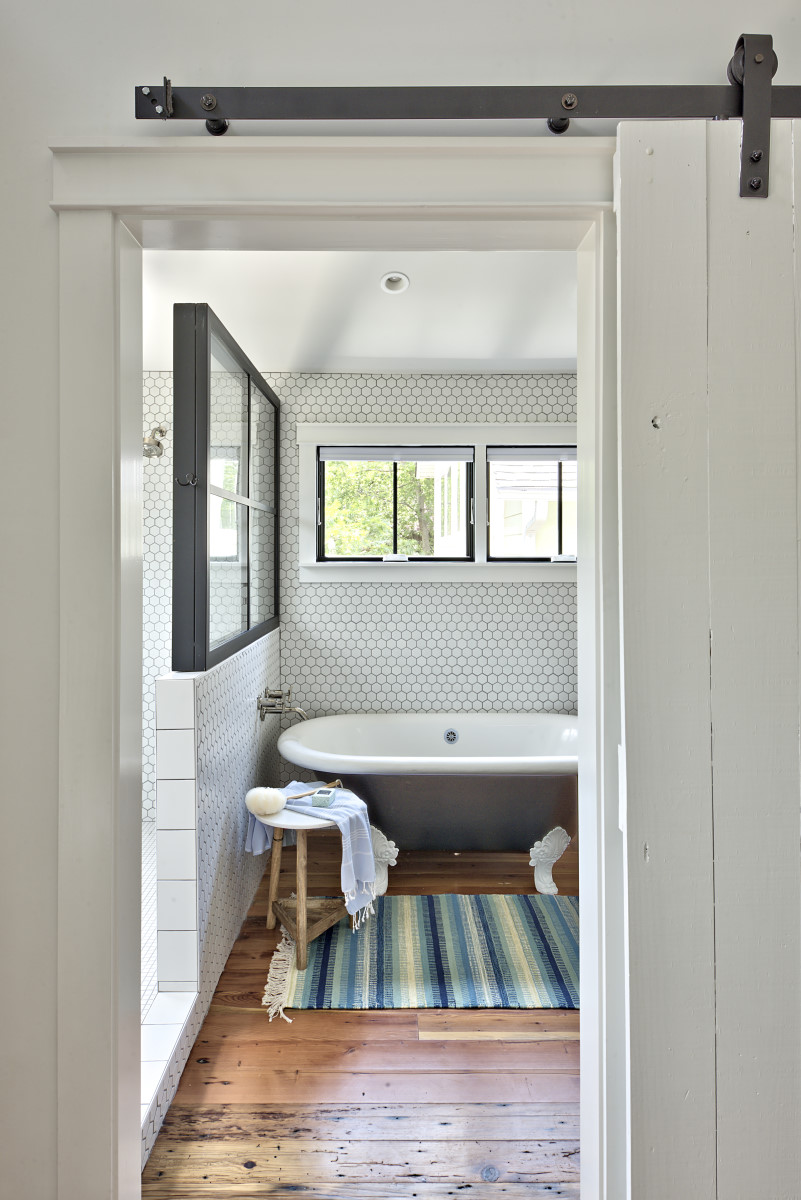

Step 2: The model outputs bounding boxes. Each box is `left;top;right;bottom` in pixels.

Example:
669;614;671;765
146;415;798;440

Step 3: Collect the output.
547;116;570;135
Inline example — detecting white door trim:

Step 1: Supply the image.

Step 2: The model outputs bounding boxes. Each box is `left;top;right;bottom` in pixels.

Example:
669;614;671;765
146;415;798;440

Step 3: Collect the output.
57;212;144;1198
52;136;620;1199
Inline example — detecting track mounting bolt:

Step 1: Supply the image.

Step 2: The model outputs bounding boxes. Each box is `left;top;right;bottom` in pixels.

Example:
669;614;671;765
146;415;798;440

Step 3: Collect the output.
748;177;763;190
201;93;217;111
547;116;570;135
561;92;578;110
141;86;150;96
154;105;164;114
750;150;763;162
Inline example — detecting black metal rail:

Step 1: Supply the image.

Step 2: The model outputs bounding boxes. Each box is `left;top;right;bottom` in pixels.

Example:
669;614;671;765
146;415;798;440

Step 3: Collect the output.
134;35;800;196
135;84;801;124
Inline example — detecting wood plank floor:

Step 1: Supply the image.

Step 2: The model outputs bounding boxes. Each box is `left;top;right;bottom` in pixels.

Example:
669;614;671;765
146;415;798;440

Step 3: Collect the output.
142;834;580;1198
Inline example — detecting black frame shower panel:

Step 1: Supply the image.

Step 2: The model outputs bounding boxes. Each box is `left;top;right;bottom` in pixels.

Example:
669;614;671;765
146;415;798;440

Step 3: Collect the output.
172;303;280;671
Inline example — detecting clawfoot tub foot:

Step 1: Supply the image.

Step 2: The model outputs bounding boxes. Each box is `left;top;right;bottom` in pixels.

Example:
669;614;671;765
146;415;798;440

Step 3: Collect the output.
529;826;571;895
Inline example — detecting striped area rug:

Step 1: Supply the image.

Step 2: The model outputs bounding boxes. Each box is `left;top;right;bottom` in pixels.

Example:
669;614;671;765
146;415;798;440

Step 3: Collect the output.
263;894;578;1020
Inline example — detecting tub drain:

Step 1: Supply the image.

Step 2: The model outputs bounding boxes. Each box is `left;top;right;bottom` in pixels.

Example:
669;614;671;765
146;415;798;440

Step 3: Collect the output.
444;728;459;744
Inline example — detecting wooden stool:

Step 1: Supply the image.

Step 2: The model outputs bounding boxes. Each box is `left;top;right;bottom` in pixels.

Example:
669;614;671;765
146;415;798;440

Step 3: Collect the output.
257;809;348;970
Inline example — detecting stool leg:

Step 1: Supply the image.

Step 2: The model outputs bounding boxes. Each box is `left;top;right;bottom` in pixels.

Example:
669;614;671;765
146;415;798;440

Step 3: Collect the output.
265;828;284;930
296;829;308;970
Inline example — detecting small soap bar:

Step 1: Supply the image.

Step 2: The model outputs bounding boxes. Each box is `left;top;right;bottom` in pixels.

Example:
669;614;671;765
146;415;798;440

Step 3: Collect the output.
311;787;336;807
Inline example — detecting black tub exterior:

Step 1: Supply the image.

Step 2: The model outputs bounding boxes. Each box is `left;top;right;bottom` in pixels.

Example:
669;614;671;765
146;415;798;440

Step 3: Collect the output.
340;771;577;852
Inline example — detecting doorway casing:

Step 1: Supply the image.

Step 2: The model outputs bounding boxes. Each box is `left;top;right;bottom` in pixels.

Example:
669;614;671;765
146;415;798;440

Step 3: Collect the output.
52;135;622;1199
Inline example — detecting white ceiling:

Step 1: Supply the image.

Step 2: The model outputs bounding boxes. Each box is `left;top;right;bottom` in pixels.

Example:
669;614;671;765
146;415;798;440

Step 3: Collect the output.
143;249;577;373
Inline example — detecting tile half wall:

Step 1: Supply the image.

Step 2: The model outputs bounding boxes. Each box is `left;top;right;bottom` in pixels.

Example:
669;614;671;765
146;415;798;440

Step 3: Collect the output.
141;630;281;1166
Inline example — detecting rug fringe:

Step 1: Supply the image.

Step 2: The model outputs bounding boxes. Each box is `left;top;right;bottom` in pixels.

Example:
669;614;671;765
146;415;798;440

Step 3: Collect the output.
261;931;295;1023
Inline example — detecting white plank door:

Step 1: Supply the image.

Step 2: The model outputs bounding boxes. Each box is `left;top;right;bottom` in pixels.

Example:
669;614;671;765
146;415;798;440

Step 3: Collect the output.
617;119;801;1199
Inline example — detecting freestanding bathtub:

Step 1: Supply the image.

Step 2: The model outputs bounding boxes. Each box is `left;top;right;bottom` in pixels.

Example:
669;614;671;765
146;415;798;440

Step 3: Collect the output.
277;712;578;856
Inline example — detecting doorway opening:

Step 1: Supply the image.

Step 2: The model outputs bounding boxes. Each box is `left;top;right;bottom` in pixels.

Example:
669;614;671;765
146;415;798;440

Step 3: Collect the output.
139;247;585;1190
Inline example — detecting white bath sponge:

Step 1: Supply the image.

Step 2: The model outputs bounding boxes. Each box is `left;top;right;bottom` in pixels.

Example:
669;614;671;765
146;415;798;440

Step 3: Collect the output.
245;787;287;818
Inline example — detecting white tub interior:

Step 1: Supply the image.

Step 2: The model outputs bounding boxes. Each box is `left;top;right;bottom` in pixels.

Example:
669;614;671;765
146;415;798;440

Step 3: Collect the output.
278;712;578;776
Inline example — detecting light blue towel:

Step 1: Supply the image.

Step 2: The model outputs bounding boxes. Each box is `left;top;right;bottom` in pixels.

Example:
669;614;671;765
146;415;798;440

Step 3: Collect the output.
245;813;295;855
245;781;377;922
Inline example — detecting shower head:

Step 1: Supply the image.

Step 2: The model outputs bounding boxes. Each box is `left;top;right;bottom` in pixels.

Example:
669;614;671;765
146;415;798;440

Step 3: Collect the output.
143;424;168;459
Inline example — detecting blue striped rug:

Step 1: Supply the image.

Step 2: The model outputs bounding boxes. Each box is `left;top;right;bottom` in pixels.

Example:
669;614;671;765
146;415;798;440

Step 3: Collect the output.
263;894;578;1020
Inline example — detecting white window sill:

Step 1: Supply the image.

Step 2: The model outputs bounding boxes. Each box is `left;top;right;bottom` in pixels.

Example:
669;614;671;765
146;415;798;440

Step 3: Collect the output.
299;561;577;583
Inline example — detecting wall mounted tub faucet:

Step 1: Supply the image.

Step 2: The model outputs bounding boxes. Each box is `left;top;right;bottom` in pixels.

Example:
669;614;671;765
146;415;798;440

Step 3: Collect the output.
257;686;309;722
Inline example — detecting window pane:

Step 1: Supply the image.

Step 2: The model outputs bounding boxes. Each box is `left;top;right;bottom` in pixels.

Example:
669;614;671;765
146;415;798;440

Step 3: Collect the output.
561;461;578;556
398;460;469;558
250;383;275;509
209;498;248;649
250;507;276;626
210;336;248;497
322;460;393;557
489;459;560;559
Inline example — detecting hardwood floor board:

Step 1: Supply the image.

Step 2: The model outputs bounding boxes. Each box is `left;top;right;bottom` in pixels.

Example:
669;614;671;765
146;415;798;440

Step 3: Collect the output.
418;1010;579;1041
204;1002;580;1040
209;980;273;1008
180;1037;579;1076
223;947;278;969
420;1029;580;1042
142;1181;581;1199
201;1008;419;1041
142;1138;579;1186
147;1102;581;1142
174;1069;580;1104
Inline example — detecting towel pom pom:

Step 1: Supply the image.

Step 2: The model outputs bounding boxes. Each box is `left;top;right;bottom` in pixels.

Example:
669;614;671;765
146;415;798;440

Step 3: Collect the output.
245;787;286;817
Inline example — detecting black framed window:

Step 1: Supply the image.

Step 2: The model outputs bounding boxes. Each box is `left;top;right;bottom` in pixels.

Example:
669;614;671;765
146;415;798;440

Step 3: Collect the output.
173;304;279;670
316;446;474;561
487;446;577;561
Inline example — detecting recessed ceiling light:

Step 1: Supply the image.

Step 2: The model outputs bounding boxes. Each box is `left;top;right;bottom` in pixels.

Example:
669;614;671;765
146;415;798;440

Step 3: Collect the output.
380;272;410;294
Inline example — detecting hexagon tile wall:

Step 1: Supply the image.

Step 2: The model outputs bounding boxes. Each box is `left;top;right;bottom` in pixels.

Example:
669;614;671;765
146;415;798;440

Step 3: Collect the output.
143;372;174;820
143;372;578;806
143;372;577;807
266;373;578;746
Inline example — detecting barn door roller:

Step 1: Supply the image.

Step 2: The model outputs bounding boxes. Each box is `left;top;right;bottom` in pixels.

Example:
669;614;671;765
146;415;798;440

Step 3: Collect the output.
135;34;796;197
729;34;778;195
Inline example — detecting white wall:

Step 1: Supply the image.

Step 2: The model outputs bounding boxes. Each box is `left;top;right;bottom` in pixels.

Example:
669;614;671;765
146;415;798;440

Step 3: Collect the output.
3;3;801;1195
